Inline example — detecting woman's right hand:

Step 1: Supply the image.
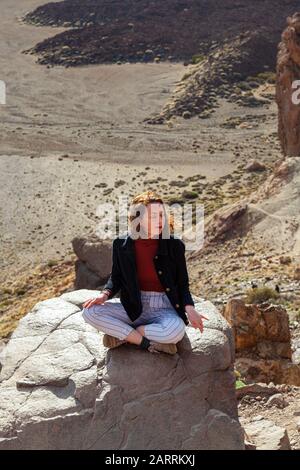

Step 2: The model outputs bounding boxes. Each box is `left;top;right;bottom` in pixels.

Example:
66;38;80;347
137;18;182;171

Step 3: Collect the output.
83;292;109;309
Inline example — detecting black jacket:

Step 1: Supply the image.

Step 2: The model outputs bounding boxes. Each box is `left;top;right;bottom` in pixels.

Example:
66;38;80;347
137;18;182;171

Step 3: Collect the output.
103;232;195;325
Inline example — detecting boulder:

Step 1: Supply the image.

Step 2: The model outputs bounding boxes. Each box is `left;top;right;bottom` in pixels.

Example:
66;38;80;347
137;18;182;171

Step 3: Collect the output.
223;299;291;356
235;356;300;386
245;160;267;172
276;13;300;156
266;393;288;409
223;298;300;385
71;234;112;289
74;259;103;290
203;202;248;244
0;292;244;450
235;382;279;400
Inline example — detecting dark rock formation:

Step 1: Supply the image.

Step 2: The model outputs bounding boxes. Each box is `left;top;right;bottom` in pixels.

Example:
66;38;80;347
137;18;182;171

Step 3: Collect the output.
21;1;300;122
276;12;300;156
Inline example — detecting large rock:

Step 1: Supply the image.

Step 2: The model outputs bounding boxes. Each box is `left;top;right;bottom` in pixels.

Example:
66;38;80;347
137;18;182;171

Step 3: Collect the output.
276;13;300;157
223;299;291;357
205;202;248;244
71;234;112;289
223;298;300;385
0;291;244;450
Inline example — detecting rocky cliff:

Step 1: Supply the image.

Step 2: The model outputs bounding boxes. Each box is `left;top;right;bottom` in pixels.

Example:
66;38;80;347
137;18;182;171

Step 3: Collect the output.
277;13;300;156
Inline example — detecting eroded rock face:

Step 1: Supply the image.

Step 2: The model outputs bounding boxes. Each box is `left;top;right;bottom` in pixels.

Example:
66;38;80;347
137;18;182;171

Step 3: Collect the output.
276;13;300;156
72;235;112;289
205;203;248;243
223;299;300;385
223;299;291;356
0;291;244;450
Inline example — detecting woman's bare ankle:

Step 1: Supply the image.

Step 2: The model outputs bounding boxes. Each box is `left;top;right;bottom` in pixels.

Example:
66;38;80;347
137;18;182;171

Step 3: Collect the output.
125;329;144;346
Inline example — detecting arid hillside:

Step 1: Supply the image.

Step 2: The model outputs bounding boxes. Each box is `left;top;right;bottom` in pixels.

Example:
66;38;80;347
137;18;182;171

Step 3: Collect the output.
21;0;300;124
23;0;298;68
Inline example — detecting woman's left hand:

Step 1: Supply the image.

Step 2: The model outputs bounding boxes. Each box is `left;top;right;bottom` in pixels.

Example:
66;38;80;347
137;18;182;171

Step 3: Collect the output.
185;305;209;333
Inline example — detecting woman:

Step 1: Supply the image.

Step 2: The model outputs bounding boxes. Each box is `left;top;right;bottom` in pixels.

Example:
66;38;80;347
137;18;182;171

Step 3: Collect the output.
82;190;208;355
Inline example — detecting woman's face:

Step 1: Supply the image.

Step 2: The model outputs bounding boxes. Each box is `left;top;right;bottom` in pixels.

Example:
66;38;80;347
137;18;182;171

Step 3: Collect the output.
139;202;165;238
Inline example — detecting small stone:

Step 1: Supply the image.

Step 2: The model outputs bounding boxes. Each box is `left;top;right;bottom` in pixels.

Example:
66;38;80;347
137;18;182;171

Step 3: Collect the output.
251;415;264;421
245;160;267;172
266;393;288;409
279;256;292;265
182;111;192;119
244;440;256;450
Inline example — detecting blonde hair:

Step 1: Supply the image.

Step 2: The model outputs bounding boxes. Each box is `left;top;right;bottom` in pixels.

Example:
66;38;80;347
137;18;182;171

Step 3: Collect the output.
128;190;174;234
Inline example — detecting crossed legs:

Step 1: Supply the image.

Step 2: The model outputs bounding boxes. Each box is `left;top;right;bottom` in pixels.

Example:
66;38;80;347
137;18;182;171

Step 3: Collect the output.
82;301;186;346
82;303;143;345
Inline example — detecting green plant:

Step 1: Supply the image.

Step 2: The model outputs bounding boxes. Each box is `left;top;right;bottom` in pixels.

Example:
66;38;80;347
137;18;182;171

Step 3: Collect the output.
245;286;280;304
16;288;26;296
182;190;198;199
47;259;58;267
191;54;205;64
255;71;276;83
1;288;12;295
235;379;246;389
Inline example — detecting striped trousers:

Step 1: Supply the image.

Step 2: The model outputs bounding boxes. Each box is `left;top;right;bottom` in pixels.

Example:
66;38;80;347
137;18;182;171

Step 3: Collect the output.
82;290;186;344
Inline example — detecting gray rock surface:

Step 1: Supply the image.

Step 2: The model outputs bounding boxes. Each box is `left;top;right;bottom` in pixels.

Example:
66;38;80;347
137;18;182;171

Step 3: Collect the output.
243;418;291;450
0;291;244;450
72;235;112;289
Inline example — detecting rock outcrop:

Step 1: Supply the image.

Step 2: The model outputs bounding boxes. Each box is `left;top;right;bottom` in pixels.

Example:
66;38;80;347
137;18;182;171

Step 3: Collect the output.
223;299;300;385
202;202;248;245
246;156;300;257
72;235;112;290
276;13;300;156
0;291;244;450
223;299;291;356
187;156;300;263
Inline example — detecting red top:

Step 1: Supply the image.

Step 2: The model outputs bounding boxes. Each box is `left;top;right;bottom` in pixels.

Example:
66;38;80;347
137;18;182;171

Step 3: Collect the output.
134;237;165;292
